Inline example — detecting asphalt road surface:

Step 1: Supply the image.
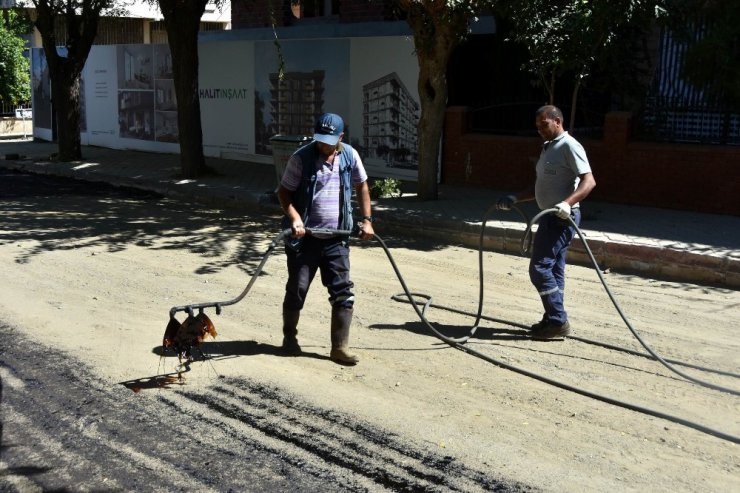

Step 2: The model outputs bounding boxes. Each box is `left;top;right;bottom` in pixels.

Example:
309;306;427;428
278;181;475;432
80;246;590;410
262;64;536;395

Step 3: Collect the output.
1;169;737;492
0;170;531;492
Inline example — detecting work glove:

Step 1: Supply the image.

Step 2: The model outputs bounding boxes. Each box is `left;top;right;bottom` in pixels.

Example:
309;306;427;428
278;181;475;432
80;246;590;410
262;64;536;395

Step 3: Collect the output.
554;201;571;220
497;195;517;211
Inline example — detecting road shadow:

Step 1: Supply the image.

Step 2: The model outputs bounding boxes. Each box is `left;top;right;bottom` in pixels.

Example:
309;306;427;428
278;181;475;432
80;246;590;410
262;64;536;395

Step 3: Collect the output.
0;169;452;282
151;341;330;362
124;342;331;393
0;169;286;276
369;319;531;342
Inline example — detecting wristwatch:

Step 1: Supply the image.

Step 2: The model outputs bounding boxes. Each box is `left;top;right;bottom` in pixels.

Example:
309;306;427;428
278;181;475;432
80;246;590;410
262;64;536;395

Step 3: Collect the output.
361;215;374;223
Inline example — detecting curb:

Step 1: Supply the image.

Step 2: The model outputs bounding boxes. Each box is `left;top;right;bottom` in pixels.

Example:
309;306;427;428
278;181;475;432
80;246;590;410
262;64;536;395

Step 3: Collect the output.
2;157;737;289
376;212;739;289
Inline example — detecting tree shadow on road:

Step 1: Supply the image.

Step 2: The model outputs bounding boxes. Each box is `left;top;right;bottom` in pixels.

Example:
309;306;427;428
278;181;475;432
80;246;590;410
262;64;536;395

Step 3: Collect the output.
368;320;531;341
0;170;284;277
1;170;452;279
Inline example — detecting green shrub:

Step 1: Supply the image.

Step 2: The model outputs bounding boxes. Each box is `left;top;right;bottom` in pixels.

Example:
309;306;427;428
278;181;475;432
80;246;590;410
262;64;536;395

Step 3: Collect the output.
370;177;402;199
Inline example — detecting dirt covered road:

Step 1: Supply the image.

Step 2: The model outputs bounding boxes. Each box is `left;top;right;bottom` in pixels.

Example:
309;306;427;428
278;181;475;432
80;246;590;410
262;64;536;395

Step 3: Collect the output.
0;172;738;492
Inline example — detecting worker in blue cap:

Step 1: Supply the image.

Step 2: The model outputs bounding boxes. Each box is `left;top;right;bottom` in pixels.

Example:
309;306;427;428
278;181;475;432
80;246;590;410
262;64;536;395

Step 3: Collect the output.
276;113;375;365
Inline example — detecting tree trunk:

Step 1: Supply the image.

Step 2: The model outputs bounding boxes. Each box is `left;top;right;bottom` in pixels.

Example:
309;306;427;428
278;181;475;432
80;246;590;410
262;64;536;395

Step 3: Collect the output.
32;0;104;162
51;64;82;160
159;0;208;179
548;71;556;105
415;58;448;200
569;77;581;132
406;6;465;201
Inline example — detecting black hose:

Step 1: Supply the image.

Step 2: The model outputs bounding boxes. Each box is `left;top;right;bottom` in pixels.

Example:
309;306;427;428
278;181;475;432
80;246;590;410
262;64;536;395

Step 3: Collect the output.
389;295;740;378
167;221;740;443
168;227;355;318
524;208;740;397
452;341;740;444
380;206;739;444
381;203;531;345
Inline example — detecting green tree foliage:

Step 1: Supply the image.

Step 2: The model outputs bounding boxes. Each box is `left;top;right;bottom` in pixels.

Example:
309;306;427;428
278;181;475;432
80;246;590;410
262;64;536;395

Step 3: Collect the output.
0;9;32;105
666;0;740;110
501;0;665;129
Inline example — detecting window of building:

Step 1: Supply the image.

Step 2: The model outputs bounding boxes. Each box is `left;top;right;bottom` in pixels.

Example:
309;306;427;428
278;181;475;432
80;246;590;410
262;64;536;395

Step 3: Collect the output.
291;0;340;19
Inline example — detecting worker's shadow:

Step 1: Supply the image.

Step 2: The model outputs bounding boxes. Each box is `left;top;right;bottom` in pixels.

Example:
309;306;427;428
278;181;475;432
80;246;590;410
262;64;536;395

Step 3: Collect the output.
152;341;330;362
369;319;531;341
124;343;328;392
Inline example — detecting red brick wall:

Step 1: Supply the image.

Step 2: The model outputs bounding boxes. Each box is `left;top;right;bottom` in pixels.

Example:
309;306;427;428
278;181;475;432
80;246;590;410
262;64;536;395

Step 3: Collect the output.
443;106;740;215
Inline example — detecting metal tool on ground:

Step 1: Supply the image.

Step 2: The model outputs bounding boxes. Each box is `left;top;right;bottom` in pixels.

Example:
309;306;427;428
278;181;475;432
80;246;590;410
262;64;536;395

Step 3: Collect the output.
162;227;356;363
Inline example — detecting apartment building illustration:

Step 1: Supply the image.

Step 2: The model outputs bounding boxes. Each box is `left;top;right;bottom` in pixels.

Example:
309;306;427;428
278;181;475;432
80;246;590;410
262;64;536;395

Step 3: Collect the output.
362;72;419;169
268;70;325;139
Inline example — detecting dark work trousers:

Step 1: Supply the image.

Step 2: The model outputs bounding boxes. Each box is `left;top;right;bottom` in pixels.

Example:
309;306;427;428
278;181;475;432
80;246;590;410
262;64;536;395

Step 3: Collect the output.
283;236;355;311
528;207;581;325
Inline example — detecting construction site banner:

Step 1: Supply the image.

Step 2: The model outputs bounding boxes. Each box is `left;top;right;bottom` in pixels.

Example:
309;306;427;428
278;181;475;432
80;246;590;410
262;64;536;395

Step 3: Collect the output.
30;32;421;181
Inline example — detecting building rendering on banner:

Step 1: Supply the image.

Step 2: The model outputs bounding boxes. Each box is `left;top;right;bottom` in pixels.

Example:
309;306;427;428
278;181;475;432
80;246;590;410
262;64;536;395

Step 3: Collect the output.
25;1;493;182
269;70;325;138
362;72;419;170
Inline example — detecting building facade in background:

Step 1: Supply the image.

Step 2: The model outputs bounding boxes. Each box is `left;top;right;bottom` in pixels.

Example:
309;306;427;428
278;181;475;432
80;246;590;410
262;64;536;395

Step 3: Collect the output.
362;72;419;168
270;70;325;138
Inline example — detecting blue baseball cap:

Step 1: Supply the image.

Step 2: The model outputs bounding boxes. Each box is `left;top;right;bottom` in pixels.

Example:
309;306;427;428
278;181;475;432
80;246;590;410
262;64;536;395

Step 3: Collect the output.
313;113;344;146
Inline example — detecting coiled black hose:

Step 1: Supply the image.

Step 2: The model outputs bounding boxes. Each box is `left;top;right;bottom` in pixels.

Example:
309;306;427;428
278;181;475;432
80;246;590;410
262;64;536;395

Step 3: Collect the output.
167;222;739;443
382;205;739;444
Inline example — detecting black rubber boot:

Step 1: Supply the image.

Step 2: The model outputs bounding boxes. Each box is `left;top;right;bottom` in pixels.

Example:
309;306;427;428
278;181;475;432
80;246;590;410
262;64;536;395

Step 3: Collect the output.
330;305;358;365
282;308;301;356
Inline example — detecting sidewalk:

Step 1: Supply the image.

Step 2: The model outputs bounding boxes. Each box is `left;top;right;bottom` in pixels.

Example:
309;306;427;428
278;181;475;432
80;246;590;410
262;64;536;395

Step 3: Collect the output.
1;138;738;288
